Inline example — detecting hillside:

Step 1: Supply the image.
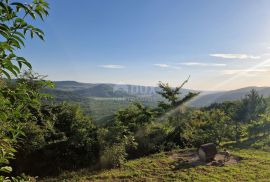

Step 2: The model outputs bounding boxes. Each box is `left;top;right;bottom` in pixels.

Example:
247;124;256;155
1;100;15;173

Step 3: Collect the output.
41;148;270;182
189;86;270;107
49;81;270;107
51;81;195;97
44;81;270;123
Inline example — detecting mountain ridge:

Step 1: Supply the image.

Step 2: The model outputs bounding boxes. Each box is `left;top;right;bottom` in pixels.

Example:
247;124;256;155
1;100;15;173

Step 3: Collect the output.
48;81;270;107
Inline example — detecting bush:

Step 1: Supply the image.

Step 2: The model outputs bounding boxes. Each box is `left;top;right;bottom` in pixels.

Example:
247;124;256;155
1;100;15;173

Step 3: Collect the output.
133;124;171;157
13;103;99;176
248;114;270;138
100;144;127;168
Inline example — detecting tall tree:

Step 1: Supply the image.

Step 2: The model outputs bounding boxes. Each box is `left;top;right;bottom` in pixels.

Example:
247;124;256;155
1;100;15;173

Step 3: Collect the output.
234;89;267;142
239;89;267;123
157;77;199;112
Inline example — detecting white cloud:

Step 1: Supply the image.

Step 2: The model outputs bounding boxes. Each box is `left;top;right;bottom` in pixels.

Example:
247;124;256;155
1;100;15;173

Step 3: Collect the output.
210;54;260;60
154;64;170;68
171;66;182;70
99;64;125;69
222;69;268;75
153;64;181;70
179;62;226;67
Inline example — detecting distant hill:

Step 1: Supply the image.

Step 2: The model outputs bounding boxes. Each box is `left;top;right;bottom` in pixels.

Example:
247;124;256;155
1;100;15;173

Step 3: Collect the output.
51;81;270;106
53;81;96;91
52;81;194;97
189;86;270;107
45;81;270;122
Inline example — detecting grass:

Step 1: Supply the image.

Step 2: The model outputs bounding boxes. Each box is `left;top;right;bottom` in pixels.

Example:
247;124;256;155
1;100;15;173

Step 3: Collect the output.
40;148;270;182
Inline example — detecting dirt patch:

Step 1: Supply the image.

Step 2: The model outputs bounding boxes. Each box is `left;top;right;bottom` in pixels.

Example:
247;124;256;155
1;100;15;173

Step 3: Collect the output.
168;150;242;169
213;153;241;165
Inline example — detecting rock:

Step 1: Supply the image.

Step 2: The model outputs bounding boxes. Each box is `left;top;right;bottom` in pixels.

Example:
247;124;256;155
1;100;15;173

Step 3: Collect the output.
198;143;217;162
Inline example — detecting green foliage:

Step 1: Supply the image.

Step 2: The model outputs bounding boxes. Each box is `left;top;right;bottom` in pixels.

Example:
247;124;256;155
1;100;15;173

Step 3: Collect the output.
133;124;173;156
201;109;232;145
0;0;49;78
157;77;199;113
0;74;65;178
166;108;233;147
97;102;166;166
231;89;267;142
0;1;49;179
11;101;100;176
116;102;154;132
0;71;53;180
97;119;137;168
248;114;270;138
237;89;267;123
60;104;98;162
0;139;15;179
207;90;267;143
100;144;127;168
206;101;241;119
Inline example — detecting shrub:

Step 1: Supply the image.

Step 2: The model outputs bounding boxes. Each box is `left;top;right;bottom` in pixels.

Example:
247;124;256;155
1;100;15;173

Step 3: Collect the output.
100;144;127;168
133;124;171;157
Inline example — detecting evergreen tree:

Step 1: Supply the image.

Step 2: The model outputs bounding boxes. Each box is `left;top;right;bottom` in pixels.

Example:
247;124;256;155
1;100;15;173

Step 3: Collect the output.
240;89;267;123
157;77;199;112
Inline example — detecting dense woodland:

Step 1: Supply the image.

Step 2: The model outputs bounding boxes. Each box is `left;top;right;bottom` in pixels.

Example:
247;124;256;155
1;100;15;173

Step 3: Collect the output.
1;1;270;181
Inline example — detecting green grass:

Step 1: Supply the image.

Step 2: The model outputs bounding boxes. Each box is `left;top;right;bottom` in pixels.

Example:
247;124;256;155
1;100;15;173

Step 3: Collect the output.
40;148;270;182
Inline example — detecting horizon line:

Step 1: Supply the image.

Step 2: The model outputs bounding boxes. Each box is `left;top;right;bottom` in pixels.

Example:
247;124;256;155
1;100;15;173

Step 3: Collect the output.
50;79;269;92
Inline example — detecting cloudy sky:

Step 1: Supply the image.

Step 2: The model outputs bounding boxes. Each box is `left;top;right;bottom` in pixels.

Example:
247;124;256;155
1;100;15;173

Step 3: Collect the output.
22;0;270;90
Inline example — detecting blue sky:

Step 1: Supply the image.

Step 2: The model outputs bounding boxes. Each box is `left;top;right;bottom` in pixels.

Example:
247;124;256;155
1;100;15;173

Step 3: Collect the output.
21;0;270;90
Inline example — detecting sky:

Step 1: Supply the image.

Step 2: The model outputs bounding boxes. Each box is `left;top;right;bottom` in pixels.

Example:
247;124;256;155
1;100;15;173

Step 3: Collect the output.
20;0;270;91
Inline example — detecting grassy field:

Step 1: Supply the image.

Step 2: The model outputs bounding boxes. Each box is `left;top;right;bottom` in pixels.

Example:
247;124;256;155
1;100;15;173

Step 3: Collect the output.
41;148;270;182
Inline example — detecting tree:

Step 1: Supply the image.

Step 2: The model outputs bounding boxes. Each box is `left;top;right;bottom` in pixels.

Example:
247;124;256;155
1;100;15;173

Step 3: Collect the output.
206;109;232;145
116;102;154;132
248;114;270;138
234;89;267;142
0;0;49;180
182;109;232;146
157;77;199;113
239;89;267;123
206;101;241;142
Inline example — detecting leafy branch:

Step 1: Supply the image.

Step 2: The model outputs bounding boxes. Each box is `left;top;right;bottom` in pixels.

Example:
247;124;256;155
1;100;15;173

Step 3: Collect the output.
0;0;49;78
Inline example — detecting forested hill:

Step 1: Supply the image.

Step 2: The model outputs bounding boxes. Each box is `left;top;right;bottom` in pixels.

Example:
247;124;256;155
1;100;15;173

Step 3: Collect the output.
48;81;270;107
189;86;270;107
51;81;192;97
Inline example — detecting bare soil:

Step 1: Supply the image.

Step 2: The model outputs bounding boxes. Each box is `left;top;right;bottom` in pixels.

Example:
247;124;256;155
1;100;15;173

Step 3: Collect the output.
167;150;242;168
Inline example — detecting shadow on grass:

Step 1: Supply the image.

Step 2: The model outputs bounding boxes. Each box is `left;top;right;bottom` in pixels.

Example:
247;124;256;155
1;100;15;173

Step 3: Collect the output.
168;150;206;170
171;159;205;170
